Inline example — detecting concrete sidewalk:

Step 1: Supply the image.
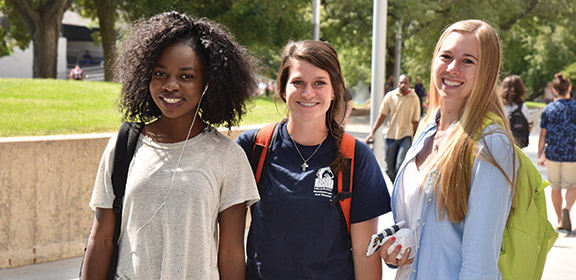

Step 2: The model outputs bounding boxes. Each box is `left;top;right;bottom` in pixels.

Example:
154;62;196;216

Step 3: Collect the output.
0;110;574;280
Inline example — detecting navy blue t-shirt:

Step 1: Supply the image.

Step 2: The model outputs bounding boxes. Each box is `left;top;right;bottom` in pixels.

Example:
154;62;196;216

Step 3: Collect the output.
236;121;391;280
540;99;576;162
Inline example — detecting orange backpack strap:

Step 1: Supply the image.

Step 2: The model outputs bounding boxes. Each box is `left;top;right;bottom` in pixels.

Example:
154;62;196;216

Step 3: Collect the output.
330;132;356;234
250;122;279;193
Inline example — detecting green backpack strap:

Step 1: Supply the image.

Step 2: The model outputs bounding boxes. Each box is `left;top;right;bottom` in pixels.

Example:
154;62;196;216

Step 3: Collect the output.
477;114;558;279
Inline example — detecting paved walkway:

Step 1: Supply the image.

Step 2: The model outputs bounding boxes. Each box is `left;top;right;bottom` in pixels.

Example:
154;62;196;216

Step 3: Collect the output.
0;110;574;279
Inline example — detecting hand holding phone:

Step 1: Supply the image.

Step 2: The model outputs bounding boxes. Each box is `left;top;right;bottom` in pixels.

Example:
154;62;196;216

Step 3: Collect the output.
365;220;406;256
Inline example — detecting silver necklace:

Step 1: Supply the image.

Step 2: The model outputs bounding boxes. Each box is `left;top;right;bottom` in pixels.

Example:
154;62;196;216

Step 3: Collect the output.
289;134;327;171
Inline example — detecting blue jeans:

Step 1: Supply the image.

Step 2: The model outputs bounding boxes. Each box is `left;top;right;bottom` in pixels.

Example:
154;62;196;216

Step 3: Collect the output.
385;136;412;182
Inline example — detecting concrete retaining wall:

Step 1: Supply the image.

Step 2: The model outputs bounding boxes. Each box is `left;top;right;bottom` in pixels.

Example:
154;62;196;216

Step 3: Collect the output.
0;127;252;269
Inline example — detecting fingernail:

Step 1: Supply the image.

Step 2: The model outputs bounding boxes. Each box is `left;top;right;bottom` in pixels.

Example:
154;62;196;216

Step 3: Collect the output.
392;236;396;241
397;245;402;249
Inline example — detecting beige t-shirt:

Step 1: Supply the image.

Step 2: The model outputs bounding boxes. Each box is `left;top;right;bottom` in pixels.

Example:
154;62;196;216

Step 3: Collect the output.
379;88;421;140
90;127;259;279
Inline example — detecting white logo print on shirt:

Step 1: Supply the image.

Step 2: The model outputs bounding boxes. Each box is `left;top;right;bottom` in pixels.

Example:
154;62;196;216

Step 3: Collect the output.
314;167;334;198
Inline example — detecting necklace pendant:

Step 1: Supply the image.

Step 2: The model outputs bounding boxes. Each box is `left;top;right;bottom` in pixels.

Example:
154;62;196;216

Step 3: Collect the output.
301;162;309;172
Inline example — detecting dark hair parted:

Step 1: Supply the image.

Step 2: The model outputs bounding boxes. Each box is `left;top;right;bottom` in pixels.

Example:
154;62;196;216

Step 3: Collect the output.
553;73;571;96
115;11;257;128
276;40;348;171
501;75;526;105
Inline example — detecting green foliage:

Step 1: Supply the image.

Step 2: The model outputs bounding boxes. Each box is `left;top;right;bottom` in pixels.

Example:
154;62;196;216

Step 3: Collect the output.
0;0;32;57
398;0;576;101
561;62;576;80
215;0;311;78
0;78;282;137
499;1;576;99
89;0;311;79
322;0;373;87
0;25;9;57
2;0;574;99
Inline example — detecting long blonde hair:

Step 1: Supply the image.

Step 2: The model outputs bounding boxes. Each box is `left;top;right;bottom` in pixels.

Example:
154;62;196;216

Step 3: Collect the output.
423;20;516;223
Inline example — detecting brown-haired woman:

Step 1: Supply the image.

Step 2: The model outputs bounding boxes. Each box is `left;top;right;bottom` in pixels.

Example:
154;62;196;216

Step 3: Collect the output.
500;74;534;147
236;40;391;279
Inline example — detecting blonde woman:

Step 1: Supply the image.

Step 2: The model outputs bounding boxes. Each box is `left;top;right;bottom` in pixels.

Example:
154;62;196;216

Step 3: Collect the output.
380;20;517;279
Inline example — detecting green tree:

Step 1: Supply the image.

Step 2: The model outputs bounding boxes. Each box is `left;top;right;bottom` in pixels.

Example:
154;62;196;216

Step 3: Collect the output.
500;1;576;99
3;0;73;78
0;0;31;57
394;0;576;100
71;0;310;81
216;0;310;78
321;0;373;89
72;0;235;81
72;0;117;81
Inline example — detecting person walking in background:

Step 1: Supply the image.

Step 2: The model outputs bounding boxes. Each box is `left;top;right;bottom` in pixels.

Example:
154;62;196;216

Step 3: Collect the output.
500;74;533;148
81;12;259;279
537;73;576;232
69;64;85;80
365;74;420;181
414;76;427;115
543;81;555;104
384;75;395;94
344;87;354;125
380;20;516;279
82;50;93;65
236;40;390;280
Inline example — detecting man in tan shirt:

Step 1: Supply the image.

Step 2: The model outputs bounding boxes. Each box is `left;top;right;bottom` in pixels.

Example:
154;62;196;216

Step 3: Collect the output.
366;74;421;181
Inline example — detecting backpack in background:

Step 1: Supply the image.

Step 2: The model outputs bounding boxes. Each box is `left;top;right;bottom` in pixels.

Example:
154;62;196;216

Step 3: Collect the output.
498;145;558;280
509;102;530;148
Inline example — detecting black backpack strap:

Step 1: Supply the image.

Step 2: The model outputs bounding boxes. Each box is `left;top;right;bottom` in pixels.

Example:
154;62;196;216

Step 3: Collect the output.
513;102;524;114
108;122;143;279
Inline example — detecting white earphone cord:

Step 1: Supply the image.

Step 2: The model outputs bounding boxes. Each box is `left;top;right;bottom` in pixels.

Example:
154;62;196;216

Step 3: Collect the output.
118;84;208;278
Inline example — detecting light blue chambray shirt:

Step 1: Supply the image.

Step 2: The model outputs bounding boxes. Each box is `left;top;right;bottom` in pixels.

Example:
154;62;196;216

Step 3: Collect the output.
391;116;515;280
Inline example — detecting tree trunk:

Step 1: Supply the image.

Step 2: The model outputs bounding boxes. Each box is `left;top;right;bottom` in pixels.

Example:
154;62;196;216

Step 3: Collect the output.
95;0;117;81
6;0;72;78
32;17;60;78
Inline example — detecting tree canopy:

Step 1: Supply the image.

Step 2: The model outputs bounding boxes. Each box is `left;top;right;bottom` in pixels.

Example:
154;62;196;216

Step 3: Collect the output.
1;0;574;99
388;0;576;99
2;0;73;78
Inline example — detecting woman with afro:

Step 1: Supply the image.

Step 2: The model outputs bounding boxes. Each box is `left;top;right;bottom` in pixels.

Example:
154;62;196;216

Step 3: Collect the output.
82;12;259;279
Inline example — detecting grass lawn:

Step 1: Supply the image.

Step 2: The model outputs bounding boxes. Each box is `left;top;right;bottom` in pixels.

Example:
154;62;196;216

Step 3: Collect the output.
526;101;546;109
0;78;286;137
